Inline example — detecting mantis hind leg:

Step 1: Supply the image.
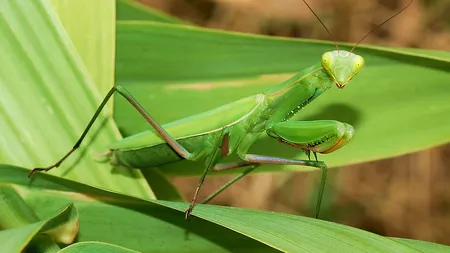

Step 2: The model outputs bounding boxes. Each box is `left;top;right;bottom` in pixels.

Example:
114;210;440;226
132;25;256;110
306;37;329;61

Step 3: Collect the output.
29;87;117;177
242;154;327;219
30;85;197;177
115;85;195;160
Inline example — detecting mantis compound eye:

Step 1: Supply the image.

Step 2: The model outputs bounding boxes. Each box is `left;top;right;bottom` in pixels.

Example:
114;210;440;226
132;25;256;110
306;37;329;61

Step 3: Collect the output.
353;55;365;72
321;52;333;69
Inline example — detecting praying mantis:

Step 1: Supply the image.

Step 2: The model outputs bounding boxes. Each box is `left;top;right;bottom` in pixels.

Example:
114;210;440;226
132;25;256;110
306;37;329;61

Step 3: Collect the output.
30;0;413;220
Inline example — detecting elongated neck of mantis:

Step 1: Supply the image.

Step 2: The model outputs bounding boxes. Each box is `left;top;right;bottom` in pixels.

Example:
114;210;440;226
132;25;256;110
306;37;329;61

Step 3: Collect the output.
263;62;334;122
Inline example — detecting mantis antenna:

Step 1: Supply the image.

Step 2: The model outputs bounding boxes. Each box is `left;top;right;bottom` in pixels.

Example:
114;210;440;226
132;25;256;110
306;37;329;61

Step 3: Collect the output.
302;0;414;53
301;0;339;51
350;0;414;53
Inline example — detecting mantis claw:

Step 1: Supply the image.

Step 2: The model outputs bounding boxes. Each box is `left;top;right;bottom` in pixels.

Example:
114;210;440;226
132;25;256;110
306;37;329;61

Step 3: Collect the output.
28;165;58;178
28;169;39;178
30;146;78;177
185;205;194;221
303;149;311;160
185;184;202;220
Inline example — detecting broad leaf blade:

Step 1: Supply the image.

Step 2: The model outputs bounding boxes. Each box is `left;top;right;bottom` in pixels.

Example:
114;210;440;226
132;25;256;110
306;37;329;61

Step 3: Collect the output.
60;242;139;253
162;201;420;253
2;165;276;253
50;0;116;95
0;201;77;252
0;0;152;197
3;164;449;252
116;0;183;24
391;238;450;253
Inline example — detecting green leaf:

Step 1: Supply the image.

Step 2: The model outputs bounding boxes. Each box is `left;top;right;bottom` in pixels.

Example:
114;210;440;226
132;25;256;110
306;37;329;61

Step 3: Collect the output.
0;0;153;197
115;21;450;175
50;0;115;95
388;46;450;59
3;164;450;252
2;165;277;253
142;169;184;201
60;242;139;253
391;238;450;253
116;0;183;24
0;199;77;253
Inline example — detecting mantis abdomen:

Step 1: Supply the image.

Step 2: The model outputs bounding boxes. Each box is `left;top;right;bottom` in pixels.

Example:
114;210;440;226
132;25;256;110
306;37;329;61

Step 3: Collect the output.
112;134;214;168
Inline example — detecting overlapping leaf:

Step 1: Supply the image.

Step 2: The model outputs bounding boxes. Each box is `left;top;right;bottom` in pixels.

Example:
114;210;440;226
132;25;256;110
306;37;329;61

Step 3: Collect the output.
0;196;77;253
3;164;449;253
0;0;153;197
116;0;183;24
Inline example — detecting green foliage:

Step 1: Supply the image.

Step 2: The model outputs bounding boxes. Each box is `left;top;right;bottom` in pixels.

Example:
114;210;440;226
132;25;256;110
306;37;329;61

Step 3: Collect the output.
0;0;449;252
0;0;152;198
116;0;183;24
2;165;450;252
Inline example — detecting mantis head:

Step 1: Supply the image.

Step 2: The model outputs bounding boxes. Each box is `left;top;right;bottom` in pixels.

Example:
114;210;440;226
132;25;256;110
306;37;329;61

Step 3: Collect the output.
300;0;411;89
321;50;365;89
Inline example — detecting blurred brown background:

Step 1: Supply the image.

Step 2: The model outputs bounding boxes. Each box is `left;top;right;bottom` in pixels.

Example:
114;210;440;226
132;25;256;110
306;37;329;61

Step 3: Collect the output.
137;0;450;245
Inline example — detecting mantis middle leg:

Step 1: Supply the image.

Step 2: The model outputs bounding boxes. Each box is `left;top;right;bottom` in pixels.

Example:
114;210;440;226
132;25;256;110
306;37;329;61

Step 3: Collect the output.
201;119;354;218
201;157;325;218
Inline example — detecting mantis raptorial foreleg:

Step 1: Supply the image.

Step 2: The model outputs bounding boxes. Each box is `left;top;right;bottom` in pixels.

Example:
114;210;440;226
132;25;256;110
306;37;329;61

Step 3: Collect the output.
267;120;355;155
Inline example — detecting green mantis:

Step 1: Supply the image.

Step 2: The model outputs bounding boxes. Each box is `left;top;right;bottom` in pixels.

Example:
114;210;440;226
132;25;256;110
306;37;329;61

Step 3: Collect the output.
30;0;413;220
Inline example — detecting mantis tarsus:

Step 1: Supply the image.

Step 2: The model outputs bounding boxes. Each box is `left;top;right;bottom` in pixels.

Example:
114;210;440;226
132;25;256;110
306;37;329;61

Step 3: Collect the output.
30;0;413;220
